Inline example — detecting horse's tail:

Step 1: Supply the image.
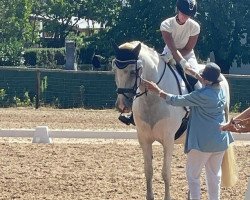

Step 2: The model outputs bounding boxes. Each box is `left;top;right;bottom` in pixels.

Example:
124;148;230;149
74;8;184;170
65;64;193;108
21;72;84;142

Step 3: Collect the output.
221;143;238;187
221;79;238;187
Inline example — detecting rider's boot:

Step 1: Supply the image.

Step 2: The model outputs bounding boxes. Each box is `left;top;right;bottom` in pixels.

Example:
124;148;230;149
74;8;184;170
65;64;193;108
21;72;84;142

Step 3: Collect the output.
118;113;135;126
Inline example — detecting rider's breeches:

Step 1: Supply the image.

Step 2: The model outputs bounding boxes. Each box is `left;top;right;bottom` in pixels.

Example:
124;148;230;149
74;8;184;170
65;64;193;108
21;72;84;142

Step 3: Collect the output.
162;47;202;89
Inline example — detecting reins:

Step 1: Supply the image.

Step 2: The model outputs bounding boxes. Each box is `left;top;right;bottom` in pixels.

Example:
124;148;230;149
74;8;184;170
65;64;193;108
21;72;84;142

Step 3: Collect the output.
156;62;167;85
136;61;167;98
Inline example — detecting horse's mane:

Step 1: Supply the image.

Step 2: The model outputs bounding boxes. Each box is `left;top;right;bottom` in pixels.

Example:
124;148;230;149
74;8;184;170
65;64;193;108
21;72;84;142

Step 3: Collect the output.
119;41;157;56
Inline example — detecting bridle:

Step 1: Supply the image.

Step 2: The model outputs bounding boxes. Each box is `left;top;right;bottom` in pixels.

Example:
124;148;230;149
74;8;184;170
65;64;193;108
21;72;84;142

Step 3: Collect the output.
114;58;145;103
114;57;167;103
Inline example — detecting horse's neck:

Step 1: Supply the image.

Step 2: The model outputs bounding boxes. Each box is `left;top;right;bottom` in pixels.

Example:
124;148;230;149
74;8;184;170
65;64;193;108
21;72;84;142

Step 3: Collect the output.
140;54;162;82
140;57;182;97
139;47;187;94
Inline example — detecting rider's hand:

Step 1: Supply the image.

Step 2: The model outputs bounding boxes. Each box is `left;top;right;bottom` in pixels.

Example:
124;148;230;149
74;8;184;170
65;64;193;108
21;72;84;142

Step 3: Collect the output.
180;59;191;70
161;52;174;63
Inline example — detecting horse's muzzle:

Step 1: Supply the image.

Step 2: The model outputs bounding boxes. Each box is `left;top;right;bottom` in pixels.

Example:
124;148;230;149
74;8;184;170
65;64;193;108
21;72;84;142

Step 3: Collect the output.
115;98;132;113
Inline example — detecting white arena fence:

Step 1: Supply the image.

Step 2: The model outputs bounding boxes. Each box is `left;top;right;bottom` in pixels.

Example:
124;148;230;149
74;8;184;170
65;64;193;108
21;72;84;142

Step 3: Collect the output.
0;126;249;142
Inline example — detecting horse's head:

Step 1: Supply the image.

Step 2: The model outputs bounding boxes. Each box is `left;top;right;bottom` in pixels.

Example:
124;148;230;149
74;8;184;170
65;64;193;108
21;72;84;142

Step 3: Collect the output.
112;41;142;113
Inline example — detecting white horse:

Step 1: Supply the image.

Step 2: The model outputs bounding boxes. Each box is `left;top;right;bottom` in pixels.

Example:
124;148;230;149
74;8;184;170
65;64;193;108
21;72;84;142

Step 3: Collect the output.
112;41;230;200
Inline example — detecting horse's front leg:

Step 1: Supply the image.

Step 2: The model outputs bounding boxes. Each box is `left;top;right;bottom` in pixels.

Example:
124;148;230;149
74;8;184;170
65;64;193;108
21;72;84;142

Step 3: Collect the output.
162;140;174;200
140;141;154;200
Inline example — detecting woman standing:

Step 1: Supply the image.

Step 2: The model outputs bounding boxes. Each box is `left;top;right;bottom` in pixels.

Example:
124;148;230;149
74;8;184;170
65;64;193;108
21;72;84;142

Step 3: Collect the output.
144;62;234;200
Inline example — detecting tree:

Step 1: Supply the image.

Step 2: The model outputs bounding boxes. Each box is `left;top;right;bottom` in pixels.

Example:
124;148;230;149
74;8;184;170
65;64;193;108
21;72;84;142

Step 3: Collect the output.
100;0;249;72
0;0;33;65
105;0;175;51
196;0;249;73
33;0;122;47
0;0;33;43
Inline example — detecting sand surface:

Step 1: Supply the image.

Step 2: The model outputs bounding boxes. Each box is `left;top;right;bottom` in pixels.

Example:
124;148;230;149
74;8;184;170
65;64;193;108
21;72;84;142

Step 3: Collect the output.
0;107;249;200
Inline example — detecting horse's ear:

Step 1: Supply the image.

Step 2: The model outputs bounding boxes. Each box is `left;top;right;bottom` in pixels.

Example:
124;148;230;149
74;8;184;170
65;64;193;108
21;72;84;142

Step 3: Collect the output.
110;39;119;54
132;43;141;58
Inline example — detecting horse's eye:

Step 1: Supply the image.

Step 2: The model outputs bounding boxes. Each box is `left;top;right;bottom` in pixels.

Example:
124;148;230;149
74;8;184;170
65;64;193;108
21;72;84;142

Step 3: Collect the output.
130;70;136;76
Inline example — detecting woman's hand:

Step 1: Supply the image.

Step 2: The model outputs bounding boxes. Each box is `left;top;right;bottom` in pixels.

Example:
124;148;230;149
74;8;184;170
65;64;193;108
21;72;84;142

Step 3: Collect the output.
233;118;249;130
220;117;249;132
142;79;162;94
220;118;235;131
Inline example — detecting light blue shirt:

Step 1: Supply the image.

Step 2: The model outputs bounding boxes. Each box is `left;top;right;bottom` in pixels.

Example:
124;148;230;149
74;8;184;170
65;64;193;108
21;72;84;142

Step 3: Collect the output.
166;85;234;153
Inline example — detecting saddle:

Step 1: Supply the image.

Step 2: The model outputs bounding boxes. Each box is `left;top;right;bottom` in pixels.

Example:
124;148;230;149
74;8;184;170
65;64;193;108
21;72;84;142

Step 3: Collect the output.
175;63;197;93
174;112;189;140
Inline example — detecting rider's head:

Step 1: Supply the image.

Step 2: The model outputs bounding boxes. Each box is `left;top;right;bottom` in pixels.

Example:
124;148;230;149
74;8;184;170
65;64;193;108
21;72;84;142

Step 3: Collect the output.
176;0;197;17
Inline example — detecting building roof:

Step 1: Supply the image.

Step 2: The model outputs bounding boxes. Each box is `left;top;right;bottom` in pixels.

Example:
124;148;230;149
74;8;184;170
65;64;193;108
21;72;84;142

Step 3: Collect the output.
30;14;104;31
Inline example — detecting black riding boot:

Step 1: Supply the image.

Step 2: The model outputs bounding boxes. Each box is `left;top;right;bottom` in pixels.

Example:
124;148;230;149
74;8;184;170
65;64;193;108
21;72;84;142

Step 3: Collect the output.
118;113;135;126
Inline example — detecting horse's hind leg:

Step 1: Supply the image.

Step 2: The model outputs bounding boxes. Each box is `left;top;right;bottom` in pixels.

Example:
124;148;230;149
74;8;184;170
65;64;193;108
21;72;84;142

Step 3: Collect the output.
140;142;154;200
162;141;174;200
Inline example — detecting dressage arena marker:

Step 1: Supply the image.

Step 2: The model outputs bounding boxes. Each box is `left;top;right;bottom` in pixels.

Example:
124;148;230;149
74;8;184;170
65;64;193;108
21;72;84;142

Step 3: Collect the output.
0;126;249;141
32;126;52;144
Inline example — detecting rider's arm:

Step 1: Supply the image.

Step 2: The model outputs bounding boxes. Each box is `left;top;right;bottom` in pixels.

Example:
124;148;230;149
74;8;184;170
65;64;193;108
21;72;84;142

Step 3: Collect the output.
161;31;199;61
185;67;203;82
161;31;184;63
161;31;201;80
178;34;199;57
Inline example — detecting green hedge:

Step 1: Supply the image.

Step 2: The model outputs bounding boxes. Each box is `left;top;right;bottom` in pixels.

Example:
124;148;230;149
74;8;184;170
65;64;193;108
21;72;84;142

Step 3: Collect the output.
23;46;109;70
23;48;65;68
225;75;250;111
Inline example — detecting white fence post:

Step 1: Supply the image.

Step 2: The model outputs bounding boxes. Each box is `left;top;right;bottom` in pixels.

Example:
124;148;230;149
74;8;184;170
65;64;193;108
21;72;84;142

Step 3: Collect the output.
32;126;52;144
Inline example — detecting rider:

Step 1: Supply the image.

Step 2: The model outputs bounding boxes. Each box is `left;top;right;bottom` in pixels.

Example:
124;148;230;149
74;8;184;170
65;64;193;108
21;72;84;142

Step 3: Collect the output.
161;0;201;77
119;0;201;126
